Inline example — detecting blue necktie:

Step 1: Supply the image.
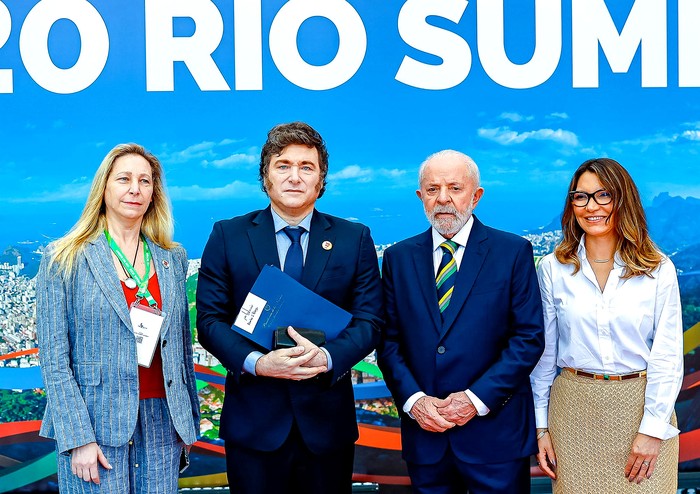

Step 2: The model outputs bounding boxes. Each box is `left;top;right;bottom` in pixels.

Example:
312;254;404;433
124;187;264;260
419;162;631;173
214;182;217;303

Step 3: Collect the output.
283;226;304;282
436;240;458;314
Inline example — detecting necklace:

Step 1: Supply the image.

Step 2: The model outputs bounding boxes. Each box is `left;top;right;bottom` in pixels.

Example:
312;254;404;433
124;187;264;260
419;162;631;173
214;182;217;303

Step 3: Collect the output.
588;257;611;264
121;240;139;289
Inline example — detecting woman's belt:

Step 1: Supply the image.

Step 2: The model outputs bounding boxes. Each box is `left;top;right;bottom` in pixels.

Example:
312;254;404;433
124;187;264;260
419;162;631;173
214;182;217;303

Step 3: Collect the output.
563;367;647;381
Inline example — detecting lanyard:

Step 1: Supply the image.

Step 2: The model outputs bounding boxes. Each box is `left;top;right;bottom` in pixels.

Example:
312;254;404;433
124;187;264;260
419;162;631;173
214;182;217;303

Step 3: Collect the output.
104;230;157;307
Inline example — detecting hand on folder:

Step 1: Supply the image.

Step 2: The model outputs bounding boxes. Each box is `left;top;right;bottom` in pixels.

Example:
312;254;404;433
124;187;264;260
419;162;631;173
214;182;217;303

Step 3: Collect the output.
232;265;352;350
255;327;328;380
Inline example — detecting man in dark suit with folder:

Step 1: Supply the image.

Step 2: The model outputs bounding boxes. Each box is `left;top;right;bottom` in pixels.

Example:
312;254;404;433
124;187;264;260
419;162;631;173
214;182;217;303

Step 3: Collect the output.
196;122;383;494
378;150;544;493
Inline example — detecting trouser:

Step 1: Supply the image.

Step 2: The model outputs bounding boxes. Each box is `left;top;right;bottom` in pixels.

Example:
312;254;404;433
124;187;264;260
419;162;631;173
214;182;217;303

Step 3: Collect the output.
56;398;182;493
225;421;355;494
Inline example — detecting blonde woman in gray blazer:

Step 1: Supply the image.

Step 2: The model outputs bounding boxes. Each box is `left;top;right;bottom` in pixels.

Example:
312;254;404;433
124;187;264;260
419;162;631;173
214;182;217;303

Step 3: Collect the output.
36;144;200;492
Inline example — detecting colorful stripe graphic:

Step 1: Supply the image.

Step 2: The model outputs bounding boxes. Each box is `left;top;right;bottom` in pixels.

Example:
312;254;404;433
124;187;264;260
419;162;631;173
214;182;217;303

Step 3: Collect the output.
3;320;700;493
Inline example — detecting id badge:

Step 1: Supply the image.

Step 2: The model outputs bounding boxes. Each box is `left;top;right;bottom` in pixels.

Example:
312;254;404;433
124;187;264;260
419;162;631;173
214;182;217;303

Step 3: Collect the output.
129;302;166;368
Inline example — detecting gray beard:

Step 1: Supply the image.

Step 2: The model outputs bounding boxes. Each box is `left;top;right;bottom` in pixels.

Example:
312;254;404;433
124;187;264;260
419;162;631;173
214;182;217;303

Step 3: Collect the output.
426;204;472;237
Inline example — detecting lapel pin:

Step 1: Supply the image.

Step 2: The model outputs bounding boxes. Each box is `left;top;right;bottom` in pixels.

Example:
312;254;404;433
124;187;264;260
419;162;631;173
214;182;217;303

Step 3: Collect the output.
162;260;170;269
322;240;333;251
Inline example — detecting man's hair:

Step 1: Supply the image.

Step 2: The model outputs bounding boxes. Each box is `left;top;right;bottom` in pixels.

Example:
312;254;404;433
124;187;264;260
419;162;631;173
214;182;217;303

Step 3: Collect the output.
555;157;662;278
418;149;480;187
259;122;329;198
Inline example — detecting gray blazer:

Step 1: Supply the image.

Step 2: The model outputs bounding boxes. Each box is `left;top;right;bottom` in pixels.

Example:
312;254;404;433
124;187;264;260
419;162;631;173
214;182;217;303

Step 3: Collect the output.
36;234;200;454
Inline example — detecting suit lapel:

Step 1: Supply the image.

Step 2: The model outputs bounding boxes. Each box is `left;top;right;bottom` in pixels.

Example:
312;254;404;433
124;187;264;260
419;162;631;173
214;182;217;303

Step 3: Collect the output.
246;208;335;290
248;207;281;271
412;229;442;331
84;235;133;331
440;218;489;335
150;239;175;338
301;211;334;291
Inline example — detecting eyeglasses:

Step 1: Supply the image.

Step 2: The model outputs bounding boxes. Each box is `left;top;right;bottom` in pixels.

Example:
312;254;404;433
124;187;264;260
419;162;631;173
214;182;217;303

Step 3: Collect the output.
568;189;613;207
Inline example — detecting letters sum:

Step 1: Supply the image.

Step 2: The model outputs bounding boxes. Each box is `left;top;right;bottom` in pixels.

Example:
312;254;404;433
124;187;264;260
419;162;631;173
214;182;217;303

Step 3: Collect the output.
396;0;695;90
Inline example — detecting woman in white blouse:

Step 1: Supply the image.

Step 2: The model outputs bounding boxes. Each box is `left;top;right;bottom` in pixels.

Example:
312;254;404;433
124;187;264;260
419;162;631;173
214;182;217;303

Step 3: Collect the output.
530;158;683;493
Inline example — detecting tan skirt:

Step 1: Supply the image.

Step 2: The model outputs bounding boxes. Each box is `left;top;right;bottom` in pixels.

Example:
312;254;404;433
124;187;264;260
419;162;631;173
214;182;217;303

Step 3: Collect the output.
549;370;678;494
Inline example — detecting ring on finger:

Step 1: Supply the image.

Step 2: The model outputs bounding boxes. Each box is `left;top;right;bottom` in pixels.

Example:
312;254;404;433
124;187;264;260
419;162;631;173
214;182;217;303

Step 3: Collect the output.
642;460;650;467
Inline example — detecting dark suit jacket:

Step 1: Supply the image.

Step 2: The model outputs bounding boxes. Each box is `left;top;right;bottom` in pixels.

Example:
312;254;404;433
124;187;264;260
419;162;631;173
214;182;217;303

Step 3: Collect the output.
196;207;383;454
378;217;544;465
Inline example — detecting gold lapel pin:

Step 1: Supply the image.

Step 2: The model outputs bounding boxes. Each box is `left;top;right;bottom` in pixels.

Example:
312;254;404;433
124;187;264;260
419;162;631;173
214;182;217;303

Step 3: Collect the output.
322;240;333;251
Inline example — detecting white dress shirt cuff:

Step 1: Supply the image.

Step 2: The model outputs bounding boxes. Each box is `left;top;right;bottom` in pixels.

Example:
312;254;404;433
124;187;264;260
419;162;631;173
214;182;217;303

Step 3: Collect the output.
465;389;490;416
320;347;333;371
403;391;427;419
535;407;549;429
243;351;264;375
638;413;680;440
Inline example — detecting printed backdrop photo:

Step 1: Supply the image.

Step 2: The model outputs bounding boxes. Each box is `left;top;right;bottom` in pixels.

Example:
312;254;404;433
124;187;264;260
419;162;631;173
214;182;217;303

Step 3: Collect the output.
1;0;699;491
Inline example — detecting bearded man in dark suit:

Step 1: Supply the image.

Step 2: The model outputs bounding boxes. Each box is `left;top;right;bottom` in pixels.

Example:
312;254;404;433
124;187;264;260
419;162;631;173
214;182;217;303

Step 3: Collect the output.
378;150;545;494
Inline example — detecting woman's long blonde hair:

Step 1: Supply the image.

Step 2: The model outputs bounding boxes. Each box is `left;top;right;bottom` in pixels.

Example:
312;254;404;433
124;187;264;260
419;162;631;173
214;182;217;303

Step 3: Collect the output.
49;143;176;274
554;158;662;278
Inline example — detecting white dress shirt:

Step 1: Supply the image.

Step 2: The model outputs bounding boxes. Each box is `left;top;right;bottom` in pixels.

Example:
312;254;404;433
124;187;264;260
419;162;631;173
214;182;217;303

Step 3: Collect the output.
529;238;683;439
403;216;491;418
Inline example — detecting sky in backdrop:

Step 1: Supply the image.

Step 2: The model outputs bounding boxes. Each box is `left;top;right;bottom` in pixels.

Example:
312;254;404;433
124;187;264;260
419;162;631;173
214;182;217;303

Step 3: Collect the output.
1;0;698;256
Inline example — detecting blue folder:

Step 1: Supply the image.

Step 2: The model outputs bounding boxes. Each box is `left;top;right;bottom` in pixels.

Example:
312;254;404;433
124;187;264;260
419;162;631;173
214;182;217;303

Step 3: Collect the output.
231;265;352;350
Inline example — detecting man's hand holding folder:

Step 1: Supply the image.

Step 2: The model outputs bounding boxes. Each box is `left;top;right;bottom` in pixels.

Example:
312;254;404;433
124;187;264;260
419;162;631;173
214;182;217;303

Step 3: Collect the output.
232;265;353;350
254;326;327;380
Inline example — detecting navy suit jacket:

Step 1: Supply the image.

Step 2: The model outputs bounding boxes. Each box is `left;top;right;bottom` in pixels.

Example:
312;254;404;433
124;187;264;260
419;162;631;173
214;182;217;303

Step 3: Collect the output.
196;207;383;454
36;235;200;454
378;217;544;465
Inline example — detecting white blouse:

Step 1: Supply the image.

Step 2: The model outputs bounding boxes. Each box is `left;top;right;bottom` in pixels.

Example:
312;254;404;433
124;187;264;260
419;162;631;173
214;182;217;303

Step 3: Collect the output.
529;239;683;440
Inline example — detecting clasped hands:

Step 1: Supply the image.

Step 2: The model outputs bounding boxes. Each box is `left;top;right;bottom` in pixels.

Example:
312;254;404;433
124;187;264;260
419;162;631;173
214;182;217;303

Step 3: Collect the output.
411;393;478;433
255;326;328;380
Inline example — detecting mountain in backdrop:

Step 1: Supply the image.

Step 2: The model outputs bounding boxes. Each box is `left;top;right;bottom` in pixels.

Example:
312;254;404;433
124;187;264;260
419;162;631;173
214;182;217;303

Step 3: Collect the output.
646;193;700;254
525;215;562;234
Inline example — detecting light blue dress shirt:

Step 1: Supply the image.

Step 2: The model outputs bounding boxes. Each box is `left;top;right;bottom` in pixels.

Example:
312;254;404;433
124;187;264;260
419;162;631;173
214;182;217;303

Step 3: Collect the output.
271;207;312;270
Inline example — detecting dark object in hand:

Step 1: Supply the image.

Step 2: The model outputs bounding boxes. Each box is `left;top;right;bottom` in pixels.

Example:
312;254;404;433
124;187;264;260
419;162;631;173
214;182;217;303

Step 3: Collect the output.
179;448;190;474
273;327;326;349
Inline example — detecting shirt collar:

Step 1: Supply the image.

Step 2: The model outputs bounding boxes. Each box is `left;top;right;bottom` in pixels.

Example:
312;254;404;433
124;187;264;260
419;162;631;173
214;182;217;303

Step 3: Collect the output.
271;207;313;233
431;215;474;252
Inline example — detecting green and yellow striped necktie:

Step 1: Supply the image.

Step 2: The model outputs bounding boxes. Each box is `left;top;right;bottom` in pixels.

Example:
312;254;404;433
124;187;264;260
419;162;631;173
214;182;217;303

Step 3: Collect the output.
436;240;458;314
